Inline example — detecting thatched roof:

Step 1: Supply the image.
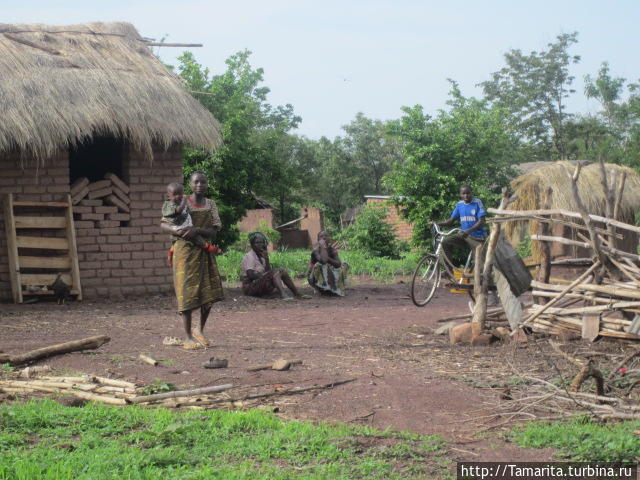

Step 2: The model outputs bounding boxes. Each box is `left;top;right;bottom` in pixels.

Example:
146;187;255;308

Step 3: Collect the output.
509;161;640;218
506;161;640;257
0;22;221;160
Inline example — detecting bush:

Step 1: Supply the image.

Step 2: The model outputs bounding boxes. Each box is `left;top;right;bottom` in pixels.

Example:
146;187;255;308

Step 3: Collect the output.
337;205;400;258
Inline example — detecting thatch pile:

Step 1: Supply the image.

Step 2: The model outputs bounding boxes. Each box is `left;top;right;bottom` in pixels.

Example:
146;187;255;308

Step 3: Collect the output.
505;161;640;261
0;22;221;160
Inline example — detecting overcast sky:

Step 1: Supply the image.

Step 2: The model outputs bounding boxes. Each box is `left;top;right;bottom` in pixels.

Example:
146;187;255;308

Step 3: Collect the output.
5;1;640;138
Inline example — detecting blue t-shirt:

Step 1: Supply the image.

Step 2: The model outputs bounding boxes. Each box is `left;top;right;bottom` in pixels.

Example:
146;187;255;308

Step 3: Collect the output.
450;198;487;239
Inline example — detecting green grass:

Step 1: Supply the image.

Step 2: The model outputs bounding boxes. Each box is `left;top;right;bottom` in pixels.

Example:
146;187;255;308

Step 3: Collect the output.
216;249;422;284
0;399;451;480
511;417;640;462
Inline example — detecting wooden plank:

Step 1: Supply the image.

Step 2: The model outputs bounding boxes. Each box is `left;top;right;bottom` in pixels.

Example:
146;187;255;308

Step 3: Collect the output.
22;289;80;296
2;194;23;303
13;201;68;208
19;256;71;269
65;195;83;301
14;216;67;229
582;315;601;342
20;273;72;286
104;172;130;194
16;236;69;250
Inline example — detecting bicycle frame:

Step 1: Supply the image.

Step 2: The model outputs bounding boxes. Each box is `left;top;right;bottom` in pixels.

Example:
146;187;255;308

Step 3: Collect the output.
431;225;473;286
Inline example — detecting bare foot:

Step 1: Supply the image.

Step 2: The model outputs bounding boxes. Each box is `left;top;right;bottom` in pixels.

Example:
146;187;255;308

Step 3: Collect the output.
182;341;202;350
192;330;210;347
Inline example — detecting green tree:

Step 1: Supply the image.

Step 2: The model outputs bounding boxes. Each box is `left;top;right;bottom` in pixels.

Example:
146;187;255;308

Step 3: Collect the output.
341;113;404;195
338;204;399;258
385;85;519;245
481;33;580;160
582;63;640;167
177;50;300;246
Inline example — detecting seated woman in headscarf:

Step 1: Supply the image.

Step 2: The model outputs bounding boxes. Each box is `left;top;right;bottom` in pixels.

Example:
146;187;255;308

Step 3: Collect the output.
241;232;307;300
308;231;348;296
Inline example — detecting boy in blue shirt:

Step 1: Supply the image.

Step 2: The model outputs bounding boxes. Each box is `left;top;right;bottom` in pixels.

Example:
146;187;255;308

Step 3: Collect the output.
435;184;487;265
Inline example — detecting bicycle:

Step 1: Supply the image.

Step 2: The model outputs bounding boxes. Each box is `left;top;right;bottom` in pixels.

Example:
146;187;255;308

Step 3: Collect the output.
410;224;475;307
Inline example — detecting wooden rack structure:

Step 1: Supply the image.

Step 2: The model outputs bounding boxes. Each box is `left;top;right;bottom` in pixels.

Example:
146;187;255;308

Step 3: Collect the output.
2;193;82;303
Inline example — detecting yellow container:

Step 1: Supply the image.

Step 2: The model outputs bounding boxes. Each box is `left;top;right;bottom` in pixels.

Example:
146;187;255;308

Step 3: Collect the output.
450;268;472;294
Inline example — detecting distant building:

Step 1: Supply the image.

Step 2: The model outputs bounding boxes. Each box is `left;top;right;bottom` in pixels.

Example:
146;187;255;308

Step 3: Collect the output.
341;196;414;242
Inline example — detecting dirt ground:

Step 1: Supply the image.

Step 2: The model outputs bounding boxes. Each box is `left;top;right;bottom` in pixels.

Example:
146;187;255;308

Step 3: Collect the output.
0;281;563;462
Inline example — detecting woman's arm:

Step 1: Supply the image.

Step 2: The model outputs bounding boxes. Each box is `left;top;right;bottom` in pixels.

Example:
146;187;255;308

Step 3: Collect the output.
327;249;342;268
192;226;218;240
160;223;178;235
245;269;264;281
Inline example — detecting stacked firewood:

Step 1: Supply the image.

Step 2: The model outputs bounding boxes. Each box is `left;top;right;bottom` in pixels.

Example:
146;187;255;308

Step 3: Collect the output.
70;173;131;228
488;162;640;342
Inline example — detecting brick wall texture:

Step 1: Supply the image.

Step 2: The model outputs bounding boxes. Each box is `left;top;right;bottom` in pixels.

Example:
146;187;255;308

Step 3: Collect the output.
0;144;182;301
366;198;414;241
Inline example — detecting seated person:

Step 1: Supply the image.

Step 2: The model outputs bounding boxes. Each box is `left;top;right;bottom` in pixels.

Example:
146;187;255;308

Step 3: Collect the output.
308;231;348;296
241;232;307;300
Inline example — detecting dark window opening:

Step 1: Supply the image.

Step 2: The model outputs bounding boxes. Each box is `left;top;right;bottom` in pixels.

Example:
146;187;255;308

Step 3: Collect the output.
69;136;129;227
69;136;125;183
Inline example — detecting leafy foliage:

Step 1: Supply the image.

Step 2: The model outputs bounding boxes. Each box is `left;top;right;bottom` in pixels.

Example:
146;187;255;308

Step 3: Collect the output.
177;50;300;247
385;84;519;245
481;32;580;159
337;205;400;258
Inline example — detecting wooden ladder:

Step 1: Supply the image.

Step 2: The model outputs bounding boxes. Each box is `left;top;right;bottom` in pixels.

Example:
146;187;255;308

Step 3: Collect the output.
2;193;82;303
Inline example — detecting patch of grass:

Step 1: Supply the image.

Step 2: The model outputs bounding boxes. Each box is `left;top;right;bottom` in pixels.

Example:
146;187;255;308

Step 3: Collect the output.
511;416;640;462
217;249;422;284
139;379;177;396
0;399;450;479
1;363;15;373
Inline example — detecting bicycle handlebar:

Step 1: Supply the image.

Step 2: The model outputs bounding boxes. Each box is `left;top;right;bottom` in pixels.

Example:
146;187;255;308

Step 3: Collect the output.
431;224;461;237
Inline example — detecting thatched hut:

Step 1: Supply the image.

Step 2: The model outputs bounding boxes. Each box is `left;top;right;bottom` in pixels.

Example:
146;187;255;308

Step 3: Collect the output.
0;22;220;301
505;161;640;262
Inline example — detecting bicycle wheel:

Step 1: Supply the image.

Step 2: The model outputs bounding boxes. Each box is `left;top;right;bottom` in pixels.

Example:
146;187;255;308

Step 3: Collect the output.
411;254;441;307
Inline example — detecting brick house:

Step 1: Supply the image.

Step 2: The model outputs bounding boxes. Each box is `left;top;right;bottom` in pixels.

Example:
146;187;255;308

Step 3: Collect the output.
0;22;220;301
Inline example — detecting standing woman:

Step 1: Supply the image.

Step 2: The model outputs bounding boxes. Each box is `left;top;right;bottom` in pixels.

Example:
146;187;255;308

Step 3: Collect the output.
161;171;223;349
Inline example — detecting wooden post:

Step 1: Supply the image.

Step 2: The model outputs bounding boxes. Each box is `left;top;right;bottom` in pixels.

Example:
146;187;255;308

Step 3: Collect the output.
535;187;553;303
2;194;22;303
612;172;627;249
472;189;513;329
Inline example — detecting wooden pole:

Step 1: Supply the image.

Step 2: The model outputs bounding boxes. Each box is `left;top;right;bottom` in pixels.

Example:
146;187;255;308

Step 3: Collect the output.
522;262;600;326
612;171;627;249
6;335;110;366
535;188;553;304
486;208;640;235
128;384;234;404
472;189;514;329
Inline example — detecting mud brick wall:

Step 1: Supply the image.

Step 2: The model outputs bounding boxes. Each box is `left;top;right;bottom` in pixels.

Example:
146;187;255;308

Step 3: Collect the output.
0;143;182;301
238;209;275;232
74;144;182;298
365;198;414;241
